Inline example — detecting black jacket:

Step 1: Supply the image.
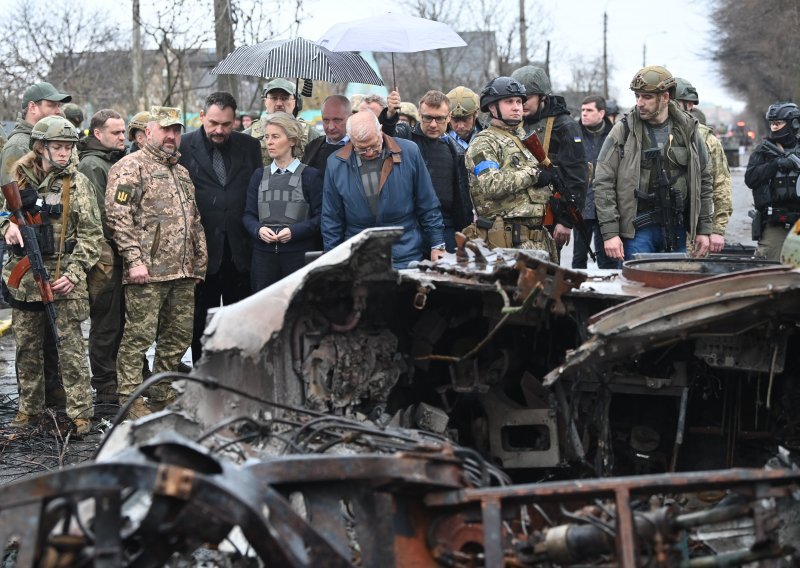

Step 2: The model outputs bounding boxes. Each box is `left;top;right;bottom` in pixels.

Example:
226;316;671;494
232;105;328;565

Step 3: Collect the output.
523;95;588;225
579;118;613;219
178;129;262;274
380;115;473;231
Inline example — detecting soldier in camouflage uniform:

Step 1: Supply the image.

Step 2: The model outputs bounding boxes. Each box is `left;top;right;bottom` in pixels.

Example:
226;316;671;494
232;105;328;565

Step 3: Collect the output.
2;116;103;435
247;78;322;166
675;78;732;253
105;106;208;420
463;77;558;262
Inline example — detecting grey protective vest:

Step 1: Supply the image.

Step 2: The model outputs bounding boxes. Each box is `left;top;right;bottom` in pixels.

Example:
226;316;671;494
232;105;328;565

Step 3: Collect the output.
769;145;800;208
257;163;309;225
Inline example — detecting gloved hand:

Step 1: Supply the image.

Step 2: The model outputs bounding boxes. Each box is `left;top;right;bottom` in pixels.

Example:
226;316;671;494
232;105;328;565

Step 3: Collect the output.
533;169;553;187
777;157;796;172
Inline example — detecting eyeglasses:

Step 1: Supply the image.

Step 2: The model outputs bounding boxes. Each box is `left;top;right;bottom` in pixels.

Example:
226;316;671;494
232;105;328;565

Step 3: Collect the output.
420;114;450;124
354;143;381;156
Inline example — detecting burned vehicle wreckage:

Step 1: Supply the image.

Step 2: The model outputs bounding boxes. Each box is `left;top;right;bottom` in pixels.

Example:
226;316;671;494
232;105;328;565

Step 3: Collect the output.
3;227;800;566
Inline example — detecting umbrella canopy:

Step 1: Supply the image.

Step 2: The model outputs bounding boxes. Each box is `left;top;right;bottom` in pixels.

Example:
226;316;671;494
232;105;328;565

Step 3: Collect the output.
317;14;467;53
212;37;384;85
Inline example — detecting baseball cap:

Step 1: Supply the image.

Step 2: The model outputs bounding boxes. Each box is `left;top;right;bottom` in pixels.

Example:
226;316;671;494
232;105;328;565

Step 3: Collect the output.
263;78;296;97
22;82;72;106
148;106;185;128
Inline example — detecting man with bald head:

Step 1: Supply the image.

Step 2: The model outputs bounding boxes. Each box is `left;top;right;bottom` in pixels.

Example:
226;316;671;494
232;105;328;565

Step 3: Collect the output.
302;95;351;173
321;110;445;268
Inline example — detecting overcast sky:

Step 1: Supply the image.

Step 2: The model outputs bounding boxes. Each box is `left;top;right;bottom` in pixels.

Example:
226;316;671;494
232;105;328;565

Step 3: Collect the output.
295;0;743;112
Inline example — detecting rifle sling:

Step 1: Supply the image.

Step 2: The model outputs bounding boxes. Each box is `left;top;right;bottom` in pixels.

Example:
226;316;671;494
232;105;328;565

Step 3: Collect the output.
487;126;535;161
543;116;555;155
54;175;71;281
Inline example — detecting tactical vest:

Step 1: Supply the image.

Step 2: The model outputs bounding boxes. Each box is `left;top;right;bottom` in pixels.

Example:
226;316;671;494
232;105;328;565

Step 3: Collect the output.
769;145;800;208
257;164;309;225
637;125;690;214
16;177;74;258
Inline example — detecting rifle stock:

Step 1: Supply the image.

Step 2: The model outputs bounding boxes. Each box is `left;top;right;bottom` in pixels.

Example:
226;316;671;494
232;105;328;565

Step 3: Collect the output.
521;132;596;260
1;181;61;346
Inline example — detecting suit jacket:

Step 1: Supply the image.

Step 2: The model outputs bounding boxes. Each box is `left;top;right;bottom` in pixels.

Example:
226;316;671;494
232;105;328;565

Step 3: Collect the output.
179;129;262;274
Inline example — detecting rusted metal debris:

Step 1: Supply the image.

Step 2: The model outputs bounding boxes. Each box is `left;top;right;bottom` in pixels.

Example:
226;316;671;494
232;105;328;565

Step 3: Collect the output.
3;228;800;566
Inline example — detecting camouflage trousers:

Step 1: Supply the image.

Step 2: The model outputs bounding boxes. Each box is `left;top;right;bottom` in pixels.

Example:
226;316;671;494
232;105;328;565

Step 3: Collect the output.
13;299;92;420
117;279;194;402
464;219;559;263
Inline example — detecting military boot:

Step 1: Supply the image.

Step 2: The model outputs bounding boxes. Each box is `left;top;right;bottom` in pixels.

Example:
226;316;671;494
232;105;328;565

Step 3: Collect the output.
11;411;40;428
73;418;91;436
95;384;118;405
148;393;177;413
124;397;152;421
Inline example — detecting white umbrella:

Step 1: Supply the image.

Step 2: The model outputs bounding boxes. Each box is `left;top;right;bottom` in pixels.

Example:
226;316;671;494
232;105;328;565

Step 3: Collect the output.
317;14;467;88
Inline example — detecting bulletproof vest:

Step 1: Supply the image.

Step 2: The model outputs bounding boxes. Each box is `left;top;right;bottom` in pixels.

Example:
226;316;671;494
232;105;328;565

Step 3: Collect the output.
637;124;690;213
257;164;309;225
769;144;800;208
420;137;455;216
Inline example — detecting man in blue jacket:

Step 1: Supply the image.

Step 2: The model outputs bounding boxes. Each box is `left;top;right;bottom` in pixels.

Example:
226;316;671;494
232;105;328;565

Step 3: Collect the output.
321;111;445;269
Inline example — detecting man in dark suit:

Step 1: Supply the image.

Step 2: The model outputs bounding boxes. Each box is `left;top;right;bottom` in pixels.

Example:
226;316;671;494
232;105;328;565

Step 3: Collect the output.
179;92;261;363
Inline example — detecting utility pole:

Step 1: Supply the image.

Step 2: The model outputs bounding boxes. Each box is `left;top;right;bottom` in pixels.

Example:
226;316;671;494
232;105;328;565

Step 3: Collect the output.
132;0;144;112
519;0;528;66
603;11;609;99
214;0;239;101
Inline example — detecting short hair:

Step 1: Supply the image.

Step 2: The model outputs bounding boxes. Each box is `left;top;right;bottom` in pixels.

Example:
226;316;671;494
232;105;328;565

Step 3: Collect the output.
360;94;387;109
346;111;381;141
204;91;238;114
265;112;304;158
418;90;450;110
90;109;123;133
581;95;606;112
322;94;352;115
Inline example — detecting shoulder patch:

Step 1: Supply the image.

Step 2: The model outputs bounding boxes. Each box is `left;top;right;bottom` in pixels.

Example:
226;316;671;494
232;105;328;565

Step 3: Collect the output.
114;184;132;205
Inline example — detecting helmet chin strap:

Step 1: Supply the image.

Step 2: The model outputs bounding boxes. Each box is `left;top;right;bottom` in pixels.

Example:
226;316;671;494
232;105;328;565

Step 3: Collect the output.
492;102;521;127
42;143;69;172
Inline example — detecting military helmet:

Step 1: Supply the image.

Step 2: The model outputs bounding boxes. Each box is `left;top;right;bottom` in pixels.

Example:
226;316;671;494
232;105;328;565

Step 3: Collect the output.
127;111;150;141
398;101;420;122
510;65;551;96
29;116;78;149
447;86;480;117
605;99;620;116
674;77;699;103
630;65;676;96
62;103;84;127
766;102;800;123
479;77;526;112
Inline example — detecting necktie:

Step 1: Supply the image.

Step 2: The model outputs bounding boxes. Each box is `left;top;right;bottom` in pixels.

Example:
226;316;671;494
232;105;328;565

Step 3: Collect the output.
212;147;226;185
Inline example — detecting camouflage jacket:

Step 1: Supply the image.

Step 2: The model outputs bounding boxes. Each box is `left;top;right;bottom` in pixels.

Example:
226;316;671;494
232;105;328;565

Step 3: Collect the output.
248;115;322;167
0;119;33;190
464;123;551;221
105;143;208;285
0;154;103;302
700;124;733;236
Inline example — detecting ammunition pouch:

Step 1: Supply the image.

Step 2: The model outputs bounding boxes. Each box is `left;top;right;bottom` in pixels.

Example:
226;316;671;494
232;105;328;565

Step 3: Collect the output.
42;202;63;218
20;188;39;210
12;224;55;258
472;215;546;248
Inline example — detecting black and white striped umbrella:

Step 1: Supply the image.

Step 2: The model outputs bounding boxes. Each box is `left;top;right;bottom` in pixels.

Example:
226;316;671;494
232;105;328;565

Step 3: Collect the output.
212;37;385;86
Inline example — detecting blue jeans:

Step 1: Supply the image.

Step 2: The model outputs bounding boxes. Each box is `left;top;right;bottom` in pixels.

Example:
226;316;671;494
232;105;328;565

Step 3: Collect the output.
623;224;686;261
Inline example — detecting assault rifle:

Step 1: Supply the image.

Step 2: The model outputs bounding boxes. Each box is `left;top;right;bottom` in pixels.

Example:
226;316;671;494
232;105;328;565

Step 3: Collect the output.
522;131;596;261
635;148;684;252
762;140;800;176
1;181;60;346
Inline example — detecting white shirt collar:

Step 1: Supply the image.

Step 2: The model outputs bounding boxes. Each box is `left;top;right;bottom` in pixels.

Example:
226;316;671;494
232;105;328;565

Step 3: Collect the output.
270;157;301;175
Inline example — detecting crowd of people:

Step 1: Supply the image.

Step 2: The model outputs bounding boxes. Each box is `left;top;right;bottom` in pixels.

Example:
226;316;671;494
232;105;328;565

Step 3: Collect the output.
0;60;794;434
